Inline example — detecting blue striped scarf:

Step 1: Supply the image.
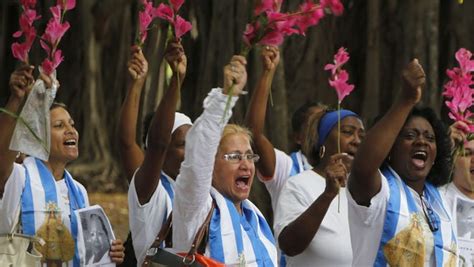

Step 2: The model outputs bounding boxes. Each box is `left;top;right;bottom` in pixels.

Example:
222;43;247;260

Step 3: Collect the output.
375;166;457;267
21;157;86;267
208;188;277;266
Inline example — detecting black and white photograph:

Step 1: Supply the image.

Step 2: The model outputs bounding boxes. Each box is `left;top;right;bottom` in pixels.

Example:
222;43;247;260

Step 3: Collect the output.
76;205;116;266
456;197;474;267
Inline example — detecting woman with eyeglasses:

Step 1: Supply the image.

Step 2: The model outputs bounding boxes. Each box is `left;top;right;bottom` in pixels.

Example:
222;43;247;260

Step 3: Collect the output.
348;59;457;266
273;106;364;266
172;55;277;266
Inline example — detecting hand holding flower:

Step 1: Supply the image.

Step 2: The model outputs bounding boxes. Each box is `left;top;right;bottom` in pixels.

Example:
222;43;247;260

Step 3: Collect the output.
164;39;187;80
9;65;35;100
127;46;148;80
261;46;280;73
223;56;247;96
400;59;425;105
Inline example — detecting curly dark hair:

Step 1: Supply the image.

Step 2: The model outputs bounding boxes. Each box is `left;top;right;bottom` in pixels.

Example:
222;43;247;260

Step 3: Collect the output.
405;107;452;186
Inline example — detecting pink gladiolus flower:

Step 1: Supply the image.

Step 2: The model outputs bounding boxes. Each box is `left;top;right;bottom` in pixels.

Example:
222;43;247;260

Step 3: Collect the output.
243;24;257;46
170;0;184;12
295;1;325;35
320;0;344;16
324;47;350;75
50;5;62;22
20;0;36;8
329;70;355;103
260;31;284;46
41;49;64;75
456;48;474;73
56;0;75;11
42;20;70;46
155;3;174;22
443;48;474;134
174;15;192;39
255;0;276;15
11;42;30;63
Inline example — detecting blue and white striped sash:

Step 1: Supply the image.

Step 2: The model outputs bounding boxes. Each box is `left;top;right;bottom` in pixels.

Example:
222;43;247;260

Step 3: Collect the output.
21;157;86;267
289;150;311;176
375;166;456;267
209;188;277;266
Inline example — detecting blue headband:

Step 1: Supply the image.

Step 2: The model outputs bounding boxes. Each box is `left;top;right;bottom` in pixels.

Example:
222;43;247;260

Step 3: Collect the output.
315;109;359;150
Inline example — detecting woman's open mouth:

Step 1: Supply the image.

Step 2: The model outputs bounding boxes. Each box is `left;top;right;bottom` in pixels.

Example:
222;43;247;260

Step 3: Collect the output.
411;150;428;169
235;176;250;190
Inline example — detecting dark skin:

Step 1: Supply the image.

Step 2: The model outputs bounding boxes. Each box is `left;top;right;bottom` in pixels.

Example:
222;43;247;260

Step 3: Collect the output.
278;116;364;256
134;39;187;205
245;46;280;179
118;46;148;181
349;59;426;206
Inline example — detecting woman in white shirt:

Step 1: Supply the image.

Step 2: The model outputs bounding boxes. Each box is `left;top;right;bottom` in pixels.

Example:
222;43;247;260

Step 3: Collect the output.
273;106;364;266
348;59;457;266
172;55;278;266
0;66;124;266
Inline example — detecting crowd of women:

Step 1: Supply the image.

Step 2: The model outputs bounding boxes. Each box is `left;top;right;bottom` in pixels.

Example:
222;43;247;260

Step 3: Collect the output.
1;39;473;267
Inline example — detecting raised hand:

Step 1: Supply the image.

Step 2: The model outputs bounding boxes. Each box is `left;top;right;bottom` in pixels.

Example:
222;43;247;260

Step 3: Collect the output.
450;121;469;148
400;58;425;105
261;46;280;72
324;153;350;198
164;39;187;79
9;65;34;100
128;46;148;80
223;55;247;96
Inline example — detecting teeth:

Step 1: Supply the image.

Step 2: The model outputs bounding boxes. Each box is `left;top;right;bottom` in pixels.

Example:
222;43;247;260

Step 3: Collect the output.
414;151;427;156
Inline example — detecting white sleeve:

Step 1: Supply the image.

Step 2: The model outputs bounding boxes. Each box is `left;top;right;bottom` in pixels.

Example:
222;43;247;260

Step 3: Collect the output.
0;163;26;233
273;177;313;239
173;88;238;251
128;173;170;265
346;170;389;226
258;149;293;206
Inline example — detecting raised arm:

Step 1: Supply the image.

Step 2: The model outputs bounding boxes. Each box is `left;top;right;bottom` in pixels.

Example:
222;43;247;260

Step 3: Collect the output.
245;46;280;179
0;65;34;192
173;56;246;250
278;153;350;256
349;59;425;205
134;40;186;205
118;47;148;181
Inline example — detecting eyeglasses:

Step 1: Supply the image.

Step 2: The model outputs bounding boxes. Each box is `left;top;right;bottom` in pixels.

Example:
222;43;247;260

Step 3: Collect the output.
419;194;439;232
223;153;260;163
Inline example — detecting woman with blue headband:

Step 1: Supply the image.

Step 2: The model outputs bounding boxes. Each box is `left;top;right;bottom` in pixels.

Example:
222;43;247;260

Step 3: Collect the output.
348;60;457;266
274;105;365;265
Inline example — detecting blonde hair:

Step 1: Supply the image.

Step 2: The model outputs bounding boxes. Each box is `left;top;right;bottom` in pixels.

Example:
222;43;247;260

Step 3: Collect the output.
219;124;253;148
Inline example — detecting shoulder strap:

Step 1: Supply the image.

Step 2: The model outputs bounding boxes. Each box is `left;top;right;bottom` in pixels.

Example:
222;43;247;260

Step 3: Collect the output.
142;213;173;267
142;200;216;267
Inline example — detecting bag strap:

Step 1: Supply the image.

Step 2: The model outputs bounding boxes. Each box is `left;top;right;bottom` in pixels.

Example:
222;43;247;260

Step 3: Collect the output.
142;213;173;267
183;200;216;265
142;200;216;267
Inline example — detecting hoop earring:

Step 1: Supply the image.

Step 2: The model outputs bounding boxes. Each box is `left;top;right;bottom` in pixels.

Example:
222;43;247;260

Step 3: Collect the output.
319;145;326;159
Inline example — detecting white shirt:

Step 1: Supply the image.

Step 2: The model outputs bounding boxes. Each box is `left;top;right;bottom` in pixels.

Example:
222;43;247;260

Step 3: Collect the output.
347;171;437;267
440;183;474;265
0;161;89;267
0;162;89;234
128;171;173;266
274;170;352;266
258;149;294;212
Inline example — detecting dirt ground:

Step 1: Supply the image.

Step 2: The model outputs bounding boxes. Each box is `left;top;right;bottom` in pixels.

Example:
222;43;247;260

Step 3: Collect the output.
88;192;129;241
